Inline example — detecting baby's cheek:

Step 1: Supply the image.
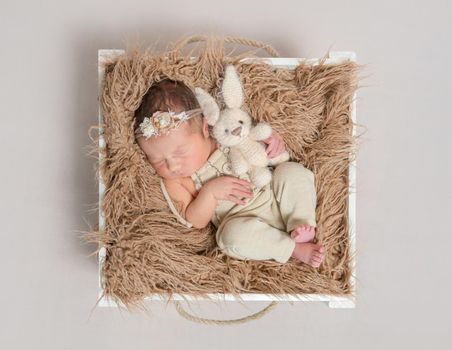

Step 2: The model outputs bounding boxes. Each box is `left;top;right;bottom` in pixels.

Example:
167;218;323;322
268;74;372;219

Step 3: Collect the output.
151;163;166;176
191;153;206;169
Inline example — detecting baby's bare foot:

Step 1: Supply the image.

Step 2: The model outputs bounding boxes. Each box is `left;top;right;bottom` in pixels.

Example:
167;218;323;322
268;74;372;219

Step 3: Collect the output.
291;225;316;243
290;242;325;268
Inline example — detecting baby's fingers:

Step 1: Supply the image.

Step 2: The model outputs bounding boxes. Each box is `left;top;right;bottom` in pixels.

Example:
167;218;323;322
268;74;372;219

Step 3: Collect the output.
227;194;247;205
232;179;253;190
230;187;253;198
265;140;276;156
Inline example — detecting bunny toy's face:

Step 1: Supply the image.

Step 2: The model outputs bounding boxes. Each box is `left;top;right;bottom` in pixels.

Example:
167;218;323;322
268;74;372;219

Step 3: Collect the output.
212;109;252;147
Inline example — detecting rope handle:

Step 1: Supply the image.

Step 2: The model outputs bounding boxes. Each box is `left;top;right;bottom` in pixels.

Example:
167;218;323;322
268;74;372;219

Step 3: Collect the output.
170;35;280;58
174;300;278;325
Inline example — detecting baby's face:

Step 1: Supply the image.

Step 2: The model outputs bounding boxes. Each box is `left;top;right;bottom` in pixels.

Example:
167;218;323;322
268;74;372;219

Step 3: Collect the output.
137;119;213;179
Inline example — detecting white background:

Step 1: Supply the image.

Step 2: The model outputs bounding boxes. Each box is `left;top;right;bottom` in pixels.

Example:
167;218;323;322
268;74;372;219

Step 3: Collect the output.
1;0;450;349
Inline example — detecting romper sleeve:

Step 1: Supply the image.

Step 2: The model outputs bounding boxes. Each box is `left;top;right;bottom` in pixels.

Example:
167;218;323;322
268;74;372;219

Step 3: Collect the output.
159;178;193;228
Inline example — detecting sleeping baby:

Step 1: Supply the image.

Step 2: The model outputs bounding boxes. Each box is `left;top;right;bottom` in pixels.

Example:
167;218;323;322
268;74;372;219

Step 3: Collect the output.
134;78;325;267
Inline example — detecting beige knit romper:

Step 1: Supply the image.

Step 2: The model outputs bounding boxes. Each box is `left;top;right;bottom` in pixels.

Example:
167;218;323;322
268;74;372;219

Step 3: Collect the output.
160;146;317;263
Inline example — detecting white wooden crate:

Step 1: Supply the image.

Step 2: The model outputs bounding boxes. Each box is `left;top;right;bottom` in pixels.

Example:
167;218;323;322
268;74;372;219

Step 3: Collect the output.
96;49;357;309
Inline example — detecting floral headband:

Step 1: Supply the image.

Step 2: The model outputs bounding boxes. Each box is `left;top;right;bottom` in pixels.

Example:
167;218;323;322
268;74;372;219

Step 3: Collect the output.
135;108;202;139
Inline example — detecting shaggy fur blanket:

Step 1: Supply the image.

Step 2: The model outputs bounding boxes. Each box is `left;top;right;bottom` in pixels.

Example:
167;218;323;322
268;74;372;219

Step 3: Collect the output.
86;36;360;308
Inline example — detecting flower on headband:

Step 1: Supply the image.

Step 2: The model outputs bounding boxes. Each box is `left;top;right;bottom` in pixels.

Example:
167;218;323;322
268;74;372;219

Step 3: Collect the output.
139;117;156;138
136;108;202;139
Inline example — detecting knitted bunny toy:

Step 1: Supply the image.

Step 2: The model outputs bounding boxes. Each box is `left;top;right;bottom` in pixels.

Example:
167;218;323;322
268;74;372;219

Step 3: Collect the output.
195;64;289;189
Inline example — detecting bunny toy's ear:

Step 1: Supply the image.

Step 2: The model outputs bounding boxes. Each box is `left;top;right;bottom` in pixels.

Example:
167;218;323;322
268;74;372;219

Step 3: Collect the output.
222;65;244;109
194;87;220;126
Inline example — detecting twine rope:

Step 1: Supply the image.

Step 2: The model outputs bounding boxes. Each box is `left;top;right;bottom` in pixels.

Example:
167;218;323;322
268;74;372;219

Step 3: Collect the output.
174;300;278;325
171;35;280;58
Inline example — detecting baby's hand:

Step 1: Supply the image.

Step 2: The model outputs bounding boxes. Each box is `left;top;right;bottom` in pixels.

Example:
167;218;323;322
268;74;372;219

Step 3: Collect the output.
203;176;253;205
262;130;286;159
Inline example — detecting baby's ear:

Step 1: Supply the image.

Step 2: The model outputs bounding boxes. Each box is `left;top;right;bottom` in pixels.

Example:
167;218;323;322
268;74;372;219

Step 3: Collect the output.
222;65;244;109
194;87;220;126
201;116;211;138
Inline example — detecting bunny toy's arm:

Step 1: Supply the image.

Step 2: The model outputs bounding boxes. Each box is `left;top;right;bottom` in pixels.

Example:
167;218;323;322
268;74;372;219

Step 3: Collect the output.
248;122;273;142
229;147;249;176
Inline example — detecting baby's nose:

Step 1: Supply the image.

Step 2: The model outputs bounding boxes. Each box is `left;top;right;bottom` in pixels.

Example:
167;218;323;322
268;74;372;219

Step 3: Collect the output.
231;126;242;136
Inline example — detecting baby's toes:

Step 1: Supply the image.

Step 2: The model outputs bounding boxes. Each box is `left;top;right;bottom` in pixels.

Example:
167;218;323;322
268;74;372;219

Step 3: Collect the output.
312;251;323;262
310;258;321;268
313;252;324;264
313;247;325;261
313;249;323;257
